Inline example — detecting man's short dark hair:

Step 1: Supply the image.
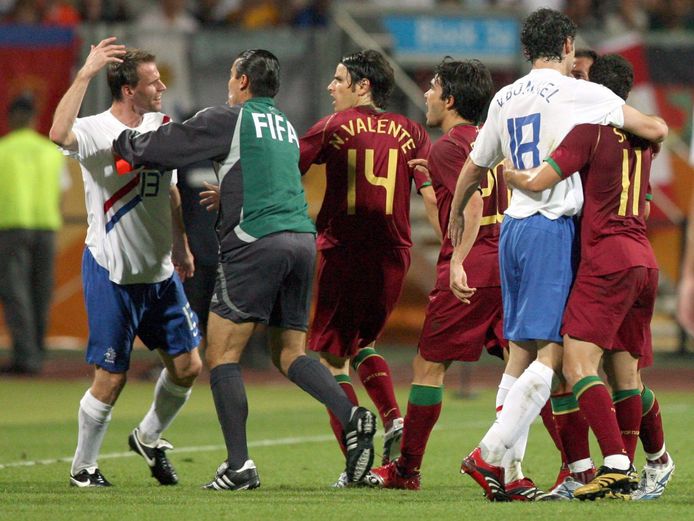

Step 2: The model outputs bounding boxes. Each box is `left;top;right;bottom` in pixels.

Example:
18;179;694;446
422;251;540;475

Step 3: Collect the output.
340;50;394;109
589;54;634;101
7;93;35;129
520;8;577;63
434;58;493;124
234;49;280;98
107;48;156;101
575;48;598;62
8;93;35;116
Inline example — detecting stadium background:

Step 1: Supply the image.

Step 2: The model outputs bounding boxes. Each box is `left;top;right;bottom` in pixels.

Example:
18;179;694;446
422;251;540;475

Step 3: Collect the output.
1;0;694;377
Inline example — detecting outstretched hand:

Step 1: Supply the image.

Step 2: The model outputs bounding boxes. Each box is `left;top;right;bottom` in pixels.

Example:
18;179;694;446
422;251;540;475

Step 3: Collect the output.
172;247;195;282
408;158;429;174
81;37;126;79
200;181;220;212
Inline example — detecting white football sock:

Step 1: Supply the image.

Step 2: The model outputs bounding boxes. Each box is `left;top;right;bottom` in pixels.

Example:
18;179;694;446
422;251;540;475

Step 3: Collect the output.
71;390;112;475
495;373;517;416
568;457;594;473
480;361;554;466
137;369;191;445
604;454;631;471
503;427;528;483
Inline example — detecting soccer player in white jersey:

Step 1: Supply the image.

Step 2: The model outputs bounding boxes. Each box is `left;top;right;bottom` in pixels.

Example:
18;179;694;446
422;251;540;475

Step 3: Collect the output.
49;38;203;488
447;8;668;501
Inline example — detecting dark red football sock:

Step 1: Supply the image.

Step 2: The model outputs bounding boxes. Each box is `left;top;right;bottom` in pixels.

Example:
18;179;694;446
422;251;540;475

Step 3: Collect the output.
398;385;443;476
613;390;641;462
574;377;627;460
354;349;401;429
328;376;359;456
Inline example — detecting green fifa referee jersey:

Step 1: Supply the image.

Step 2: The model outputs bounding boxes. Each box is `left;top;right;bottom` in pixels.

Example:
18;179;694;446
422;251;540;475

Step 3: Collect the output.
0;128;65;230
113;97;316;253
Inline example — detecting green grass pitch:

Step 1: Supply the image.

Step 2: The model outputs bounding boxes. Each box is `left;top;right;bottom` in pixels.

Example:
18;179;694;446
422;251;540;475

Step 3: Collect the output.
0;377;692;521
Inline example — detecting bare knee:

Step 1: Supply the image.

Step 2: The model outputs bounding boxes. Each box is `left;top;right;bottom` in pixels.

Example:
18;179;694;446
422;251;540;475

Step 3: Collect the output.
268;328;309;375
166;349;203;387
320;352;349;375
90;368;127;405
412;353;447;386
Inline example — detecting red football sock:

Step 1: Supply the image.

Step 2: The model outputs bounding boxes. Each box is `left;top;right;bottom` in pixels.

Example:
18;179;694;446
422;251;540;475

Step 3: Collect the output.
398;385;442;476
541;398;567;465
613;390;641;463
574;377;627;460
640;386;666;459
353;349;401;429
328;376;359;456
551;393;591;466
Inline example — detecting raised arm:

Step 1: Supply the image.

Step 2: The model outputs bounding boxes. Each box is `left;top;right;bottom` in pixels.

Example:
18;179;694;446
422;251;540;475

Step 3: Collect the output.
113;107;233;172
622;105;668;144
448;157;487;247
502;158;563;192
49;37;125;151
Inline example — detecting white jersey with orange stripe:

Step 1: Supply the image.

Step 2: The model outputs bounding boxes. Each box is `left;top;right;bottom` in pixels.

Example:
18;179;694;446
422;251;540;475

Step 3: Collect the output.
64;109;177;284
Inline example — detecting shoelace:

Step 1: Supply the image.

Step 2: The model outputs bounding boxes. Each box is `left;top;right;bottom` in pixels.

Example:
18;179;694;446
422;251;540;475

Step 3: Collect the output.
153;448;173;471
92;470;108;485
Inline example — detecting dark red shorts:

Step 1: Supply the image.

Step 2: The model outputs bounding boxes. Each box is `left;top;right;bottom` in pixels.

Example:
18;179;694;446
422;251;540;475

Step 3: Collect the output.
418;285;506;363
308;246;410;357
562;267;658;367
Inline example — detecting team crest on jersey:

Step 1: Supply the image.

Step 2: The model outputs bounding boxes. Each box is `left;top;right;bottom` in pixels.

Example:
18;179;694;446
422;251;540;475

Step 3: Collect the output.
104;347;117;365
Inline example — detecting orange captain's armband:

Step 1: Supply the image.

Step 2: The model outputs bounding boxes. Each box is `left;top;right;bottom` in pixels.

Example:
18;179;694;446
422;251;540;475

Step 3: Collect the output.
115;156;135;175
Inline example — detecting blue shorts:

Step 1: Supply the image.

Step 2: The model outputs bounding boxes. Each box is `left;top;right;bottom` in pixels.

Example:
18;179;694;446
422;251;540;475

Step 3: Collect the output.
82;248;201;372
499;214;576;343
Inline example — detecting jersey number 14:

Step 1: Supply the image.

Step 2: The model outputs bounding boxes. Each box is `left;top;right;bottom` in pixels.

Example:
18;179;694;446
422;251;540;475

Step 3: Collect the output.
346;148;397;215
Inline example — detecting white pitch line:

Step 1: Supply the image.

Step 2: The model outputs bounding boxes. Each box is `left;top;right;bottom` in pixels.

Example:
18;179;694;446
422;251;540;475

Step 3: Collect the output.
0;418;498;471
0;434;335;470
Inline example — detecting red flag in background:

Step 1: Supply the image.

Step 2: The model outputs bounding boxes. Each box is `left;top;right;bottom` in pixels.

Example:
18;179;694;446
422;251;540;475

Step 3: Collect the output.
0;25;79;136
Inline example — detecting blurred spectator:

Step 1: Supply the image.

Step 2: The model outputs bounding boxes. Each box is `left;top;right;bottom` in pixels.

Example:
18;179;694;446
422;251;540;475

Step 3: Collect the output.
0;94;68;375
564;0;604;30
648;0;694;31
44;0;81;26
368;0;436;6
0;0;14;17
3;0;45;23
604;0;649;35
77;0;131;23
227;0;281;28
137;0;199;33
678;175;694;335
495;0;566;13
135;0;198;120
195;0;238;26
289;0;329;27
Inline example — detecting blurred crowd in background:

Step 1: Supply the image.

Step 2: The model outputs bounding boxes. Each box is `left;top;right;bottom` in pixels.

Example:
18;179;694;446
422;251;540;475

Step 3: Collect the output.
0;0;692;33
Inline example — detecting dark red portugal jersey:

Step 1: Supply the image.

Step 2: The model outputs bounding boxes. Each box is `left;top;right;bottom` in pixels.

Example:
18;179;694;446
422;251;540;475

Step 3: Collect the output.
300;106;431;250
428;124;507;289
549;124;658;276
